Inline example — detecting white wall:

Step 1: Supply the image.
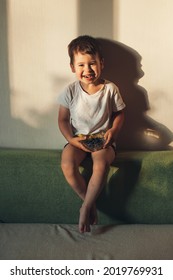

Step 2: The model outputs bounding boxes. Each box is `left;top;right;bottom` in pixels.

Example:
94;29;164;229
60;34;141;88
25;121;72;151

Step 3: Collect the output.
0;0;172;150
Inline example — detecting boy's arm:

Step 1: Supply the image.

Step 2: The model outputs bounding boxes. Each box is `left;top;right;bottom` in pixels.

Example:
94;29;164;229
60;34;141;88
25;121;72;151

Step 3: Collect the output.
104;110;125;148
58;105;91;152
58;105;74;142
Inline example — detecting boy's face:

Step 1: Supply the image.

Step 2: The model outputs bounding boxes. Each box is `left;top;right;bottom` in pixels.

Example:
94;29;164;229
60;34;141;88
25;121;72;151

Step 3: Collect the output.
70;51;104;86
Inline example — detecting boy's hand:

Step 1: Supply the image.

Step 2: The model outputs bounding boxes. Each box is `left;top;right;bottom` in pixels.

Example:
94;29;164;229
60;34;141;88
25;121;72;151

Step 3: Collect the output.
69;136;91;152
103;128;115;148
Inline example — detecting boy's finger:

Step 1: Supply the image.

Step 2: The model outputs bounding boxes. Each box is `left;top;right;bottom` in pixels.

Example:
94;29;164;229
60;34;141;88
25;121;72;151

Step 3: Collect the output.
103;140;109;148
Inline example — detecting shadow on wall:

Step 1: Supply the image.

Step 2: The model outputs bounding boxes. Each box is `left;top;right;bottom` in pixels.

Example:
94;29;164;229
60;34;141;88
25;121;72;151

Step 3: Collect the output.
98;38;173;150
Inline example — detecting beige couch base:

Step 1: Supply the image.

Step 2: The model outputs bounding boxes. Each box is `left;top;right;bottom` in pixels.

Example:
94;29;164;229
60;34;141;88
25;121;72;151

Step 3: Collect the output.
1;223;173;260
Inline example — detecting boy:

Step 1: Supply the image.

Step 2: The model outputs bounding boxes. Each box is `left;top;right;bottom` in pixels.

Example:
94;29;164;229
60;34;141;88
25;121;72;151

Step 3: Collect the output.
58;35;125;233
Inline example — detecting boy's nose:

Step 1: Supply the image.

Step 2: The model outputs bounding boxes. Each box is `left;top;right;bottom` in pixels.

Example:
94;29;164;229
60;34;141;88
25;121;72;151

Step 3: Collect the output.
85;64;92;71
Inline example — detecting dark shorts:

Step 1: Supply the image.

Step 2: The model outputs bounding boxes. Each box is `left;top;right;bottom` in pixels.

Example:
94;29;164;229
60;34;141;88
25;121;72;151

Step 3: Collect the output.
63;143;117;156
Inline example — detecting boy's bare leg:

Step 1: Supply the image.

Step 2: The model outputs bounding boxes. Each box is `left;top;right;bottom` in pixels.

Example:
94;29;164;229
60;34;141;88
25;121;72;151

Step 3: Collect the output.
79;146;115;233
61;144;98;226
61;144;88;200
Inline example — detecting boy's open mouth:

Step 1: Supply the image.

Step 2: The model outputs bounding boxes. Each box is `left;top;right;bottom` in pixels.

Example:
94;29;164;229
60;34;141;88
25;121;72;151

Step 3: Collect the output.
82;74;95;79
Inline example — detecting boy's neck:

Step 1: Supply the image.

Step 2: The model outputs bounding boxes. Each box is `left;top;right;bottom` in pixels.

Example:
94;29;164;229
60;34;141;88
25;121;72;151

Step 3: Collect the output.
80;79;105;95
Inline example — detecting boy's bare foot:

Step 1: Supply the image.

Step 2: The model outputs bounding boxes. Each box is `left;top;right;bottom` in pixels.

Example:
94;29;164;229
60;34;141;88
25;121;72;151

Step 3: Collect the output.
90;204;98;225
79;205;91;233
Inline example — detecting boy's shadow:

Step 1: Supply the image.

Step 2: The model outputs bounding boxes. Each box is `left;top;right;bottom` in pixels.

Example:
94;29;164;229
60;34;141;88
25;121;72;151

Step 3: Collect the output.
98;38;173;150
81;39;173;222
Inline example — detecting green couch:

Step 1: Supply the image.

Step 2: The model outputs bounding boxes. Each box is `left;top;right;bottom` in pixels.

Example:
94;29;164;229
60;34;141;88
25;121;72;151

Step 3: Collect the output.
0;148;173;259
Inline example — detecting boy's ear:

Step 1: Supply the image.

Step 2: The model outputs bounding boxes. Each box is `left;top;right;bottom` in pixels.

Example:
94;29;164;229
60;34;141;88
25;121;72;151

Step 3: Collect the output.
70;63;75;73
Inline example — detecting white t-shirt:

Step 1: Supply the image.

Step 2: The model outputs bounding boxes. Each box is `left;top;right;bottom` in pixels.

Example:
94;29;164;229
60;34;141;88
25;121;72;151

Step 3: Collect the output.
58;80;125;136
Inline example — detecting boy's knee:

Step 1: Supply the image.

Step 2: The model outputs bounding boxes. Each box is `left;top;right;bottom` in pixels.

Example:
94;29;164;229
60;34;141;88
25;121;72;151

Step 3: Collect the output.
61;161;71;172
61;161;77;176
93;160;109;173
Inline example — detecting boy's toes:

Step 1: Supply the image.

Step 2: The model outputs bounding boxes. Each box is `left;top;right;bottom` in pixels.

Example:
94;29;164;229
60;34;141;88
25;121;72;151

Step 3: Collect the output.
79;222;90;233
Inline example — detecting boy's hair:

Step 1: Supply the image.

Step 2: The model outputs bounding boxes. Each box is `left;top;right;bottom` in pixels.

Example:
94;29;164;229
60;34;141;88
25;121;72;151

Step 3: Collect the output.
68;35;103;64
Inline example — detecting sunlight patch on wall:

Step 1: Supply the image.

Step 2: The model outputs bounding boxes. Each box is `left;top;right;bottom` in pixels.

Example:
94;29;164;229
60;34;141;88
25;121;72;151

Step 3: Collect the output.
7;0;77;128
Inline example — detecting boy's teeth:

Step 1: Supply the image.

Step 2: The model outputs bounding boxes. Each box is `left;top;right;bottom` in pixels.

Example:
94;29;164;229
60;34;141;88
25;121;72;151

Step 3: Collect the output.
84;74;93;78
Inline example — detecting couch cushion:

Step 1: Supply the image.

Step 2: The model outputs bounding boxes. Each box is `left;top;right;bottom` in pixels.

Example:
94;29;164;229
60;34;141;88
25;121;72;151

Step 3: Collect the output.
0;149;173;224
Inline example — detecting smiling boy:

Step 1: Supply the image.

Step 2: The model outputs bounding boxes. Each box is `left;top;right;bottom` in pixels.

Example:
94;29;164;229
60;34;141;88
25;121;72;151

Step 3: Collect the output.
58;35;125;233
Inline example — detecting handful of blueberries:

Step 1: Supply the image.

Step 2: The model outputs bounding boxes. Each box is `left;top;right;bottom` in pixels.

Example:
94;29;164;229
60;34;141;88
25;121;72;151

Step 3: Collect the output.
79;132;105;152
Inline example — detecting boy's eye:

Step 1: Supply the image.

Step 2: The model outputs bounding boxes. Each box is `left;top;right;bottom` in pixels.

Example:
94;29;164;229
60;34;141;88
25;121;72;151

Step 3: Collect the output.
78;64;84;67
